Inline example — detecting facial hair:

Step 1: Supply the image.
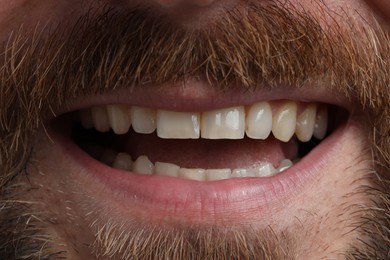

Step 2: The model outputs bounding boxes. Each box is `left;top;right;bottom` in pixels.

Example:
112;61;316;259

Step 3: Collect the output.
0;3;389;259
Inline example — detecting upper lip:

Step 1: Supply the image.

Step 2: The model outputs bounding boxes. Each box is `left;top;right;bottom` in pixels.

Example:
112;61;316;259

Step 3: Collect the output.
50;78;358;119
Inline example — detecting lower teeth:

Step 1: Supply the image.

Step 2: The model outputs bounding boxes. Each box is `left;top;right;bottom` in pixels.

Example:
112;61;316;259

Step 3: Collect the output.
102;151;294;181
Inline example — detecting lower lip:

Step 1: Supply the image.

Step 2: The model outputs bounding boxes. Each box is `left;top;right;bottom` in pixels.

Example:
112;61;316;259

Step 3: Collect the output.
50;119;348;223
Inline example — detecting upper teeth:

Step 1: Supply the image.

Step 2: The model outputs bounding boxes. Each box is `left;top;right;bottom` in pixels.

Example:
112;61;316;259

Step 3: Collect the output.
79;101;328;143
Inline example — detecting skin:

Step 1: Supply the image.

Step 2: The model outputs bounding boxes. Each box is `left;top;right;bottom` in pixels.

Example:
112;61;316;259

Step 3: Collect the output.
0;0;389;259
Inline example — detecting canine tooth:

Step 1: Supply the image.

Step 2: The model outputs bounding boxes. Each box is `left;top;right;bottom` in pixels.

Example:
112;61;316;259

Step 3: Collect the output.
272;102;297;142
131;107;157;134
314;107;328;140
178;168;206;181
155;162;180;177
205;169;231;181
231;168;256;178
277;159;293;172
296;104;316;142
79;109;94;129
255;163;277;177
106;105;132;135
132;156;154;174
112;153;133;171
91;106;110;132
201;106;245;139
157;110;200;139
246;102;272;139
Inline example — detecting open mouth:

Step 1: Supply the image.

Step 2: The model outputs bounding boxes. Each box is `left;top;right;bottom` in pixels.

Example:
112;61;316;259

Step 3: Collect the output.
48;89;351;221
54;99;345;181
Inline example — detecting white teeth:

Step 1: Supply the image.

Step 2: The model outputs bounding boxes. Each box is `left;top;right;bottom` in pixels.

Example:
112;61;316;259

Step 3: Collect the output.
154;162;180;177
313;107;328;140
91;106;110;132
201;106;245;139
106;105;132;135
112;153;133;171
272;102;297;142
101;152;297;180
246;102;272;139
84;101;329;142
205;169;232;181
157;110;200;139
85;101;326;181
131;107;156;134
178;168;206;181
277;159;293;172
79;109;94;129
255;163;277;177
296;104;317;142
231;168;256;178
132;156;154;175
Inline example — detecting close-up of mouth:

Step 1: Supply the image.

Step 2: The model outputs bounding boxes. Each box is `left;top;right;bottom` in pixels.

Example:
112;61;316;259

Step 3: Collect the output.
48;89;350;222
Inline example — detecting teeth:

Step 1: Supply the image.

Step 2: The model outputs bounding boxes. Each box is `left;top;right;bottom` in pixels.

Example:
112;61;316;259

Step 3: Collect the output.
112;153;133;171
106;105;132;135
178;168;206;181
277;159;293;172
272;102;297;142
83;101;329;142
157;110;200;139
83;102;325;181
205;169;232;181
100;153;295;180
132;156;154;175
313;107;328;140
255;163;277;177
246;102;272;139
201;106;245;139
155;162;180;177
91;106;110;132
295;104;316;142
231;168;256;178
131;107;156;134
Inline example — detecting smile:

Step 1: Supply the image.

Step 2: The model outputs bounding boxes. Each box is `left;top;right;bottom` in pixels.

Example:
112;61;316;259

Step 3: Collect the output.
75;101;329;180
48;82;351;222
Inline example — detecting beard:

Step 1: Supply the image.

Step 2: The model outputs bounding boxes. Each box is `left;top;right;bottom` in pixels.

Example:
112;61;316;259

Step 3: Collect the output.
0;2;389;259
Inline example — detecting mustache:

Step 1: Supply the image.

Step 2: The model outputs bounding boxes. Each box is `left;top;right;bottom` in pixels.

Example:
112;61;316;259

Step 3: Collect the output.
31;4;387;91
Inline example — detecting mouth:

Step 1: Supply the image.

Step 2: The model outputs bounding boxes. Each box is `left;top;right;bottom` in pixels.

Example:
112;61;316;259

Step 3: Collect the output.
49;86;350;223
74;101;331;179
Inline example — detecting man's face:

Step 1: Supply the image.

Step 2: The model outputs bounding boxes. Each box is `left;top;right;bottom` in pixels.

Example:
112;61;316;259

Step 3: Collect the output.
0;0;389;259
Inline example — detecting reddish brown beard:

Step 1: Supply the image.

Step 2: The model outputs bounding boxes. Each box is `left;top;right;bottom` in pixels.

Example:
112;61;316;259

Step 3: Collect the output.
0;3;389;259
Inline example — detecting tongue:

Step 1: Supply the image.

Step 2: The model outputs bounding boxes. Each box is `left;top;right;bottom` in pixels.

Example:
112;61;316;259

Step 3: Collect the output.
117;131;298;169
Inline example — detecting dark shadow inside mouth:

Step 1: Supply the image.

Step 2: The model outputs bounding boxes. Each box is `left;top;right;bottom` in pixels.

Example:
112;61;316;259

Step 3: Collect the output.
72;126;298;168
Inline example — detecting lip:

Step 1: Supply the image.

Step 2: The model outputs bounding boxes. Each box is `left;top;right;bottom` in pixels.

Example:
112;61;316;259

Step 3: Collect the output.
47;81;355;224
49;78;358;119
